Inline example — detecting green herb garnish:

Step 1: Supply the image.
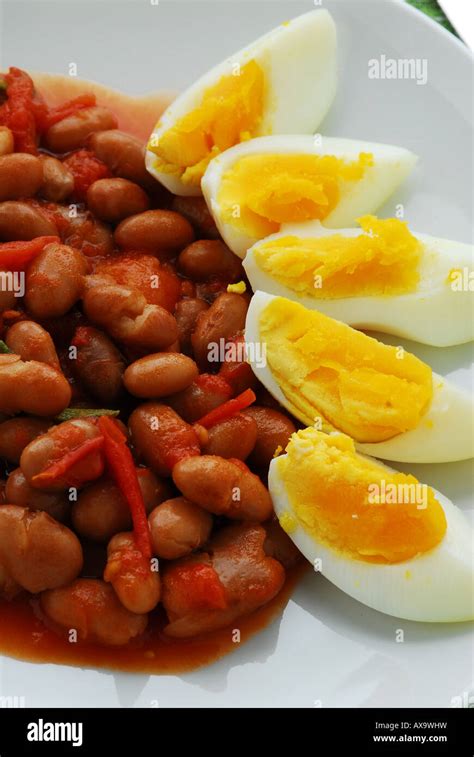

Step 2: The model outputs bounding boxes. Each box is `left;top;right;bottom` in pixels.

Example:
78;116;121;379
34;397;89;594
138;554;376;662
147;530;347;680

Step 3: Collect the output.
55;408;120;422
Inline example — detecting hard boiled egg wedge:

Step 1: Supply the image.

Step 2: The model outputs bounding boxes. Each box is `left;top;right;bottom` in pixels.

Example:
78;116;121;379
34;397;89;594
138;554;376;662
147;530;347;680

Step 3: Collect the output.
245;291;474;463
202;134;418;257
244;216;474;347
146;9;337;195
269;428;474;622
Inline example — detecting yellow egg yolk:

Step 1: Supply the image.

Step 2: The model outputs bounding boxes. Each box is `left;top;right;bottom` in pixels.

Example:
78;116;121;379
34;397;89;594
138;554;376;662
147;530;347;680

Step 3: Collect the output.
277;428;447;563
217;152;374;237
258;297;433;442
148;60;264;187
253;216;422;298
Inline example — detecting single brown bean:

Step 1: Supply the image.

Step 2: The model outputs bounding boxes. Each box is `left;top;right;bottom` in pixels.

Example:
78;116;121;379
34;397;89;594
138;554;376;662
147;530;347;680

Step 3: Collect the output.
6;321;60;369
82;272;115;291
5;468;69;522
218;333;257;395
173;455;272;521
202;413;257;460
44;107;118;153
0;285;17;311
264;518;301;569
178;240;243;282
72;469;170;542
25;242;88;319
0;417;52;463
243;406;296;468
173;455;238;514
129;403;200;477
62;211;114;257
167;374;232;423
115;210;194;257
72;326;125;404
0;201;57;241
124;353;198;399
255;386;287;412
171;195;219;239
0;126;14;156
0;505;83;593
148;497;212;560
20;418;104;491
104;532;161;614
86;178;149;224
83;283;178;350
191;292;248;368
0;354;72;416
88;129;153;188
174;298;209;356
39;155;74;202
41;579;148;645
0;153;43;202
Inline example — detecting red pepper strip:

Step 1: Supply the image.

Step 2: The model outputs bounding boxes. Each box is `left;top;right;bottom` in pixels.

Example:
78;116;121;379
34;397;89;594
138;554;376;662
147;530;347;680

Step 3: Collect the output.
0;236;60;270
41;94;97;130
32;436;104;487
196;388;256;429
98;416;152;560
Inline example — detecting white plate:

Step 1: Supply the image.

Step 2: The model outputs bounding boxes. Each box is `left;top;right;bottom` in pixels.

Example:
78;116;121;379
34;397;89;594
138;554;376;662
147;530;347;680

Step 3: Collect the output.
0;0;472;708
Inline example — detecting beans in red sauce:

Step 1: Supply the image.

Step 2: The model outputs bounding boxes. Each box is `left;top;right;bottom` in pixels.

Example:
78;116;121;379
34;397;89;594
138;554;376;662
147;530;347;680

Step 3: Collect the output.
0;70;297;658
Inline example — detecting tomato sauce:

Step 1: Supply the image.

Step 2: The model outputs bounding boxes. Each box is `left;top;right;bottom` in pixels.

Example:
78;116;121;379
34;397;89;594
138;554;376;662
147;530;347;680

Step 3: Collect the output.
0;563;307;674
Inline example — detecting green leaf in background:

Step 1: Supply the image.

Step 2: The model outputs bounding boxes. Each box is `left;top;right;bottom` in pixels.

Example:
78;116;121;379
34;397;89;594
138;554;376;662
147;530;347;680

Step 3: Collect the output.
406;0;457;35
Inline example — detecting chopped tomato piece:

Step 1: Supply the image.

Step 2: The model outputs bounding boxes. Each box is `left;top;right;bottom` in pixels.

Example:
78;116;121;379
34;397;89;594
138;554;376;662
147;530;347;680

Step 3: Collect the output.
63;149;111;201
0;67;47;153
167;563;228;612
0;236;60;270
95;254;181;312
195;373;233;396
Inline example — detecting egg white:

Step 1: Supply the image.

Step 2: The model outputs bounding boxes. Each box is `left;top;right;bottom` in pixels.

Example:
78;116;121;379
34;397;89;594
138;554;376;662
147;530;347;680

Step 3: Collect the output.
269;453;474;622
244;222;474;347
202;135;418;257
245;291;474;463
146;9;337;196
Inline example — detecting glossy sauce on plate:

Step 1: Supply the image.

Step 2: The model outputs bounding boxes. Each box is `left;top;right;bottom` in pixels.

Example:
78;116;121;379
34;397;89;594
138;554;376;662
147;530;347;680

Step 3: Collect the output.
0;564;306;673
